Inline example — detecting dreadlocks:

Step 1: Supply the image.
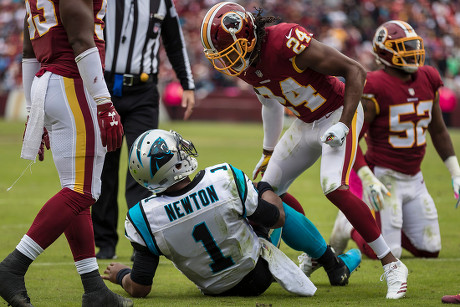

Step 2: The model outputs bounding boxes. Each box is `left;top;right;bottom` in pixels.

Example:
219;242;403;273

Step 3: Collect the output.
249;8;280;65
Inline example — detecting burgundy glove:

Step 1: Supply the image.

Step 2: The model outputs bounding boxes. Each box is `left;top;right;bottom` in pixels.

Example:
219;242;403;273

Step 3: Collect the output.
38;128;50;161
97;102;123;152
24;116;50;161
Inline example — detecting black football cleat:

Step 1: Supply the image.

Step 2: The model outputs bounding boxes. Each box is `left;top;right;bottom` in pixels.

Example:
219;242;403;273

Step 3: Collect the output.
325;257;350;286
82;288;133;307
0;255;33;307
326;248;361;286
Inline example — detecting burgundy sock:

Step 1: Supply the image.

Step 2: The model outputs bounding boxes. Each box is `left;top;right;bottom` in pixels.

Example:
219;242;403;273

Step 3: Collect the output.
281;193;305;215
64;207;96;261
351;229;377;259
26;188;94;249
326;189;381;242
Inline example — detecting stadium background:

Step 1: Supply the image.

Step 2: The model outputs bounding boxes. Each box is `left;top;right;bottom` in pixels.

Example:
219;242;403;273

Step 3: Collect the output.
0;0;459;125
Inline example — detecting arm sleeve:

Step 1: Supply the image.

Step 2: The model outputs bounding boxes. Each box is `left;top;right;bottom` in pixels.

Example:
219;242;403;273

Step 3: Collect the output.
22;58;40;114
247;197;280;228
130;243;159;286
75;47;111;105
161;0;195;91
257;94;284;151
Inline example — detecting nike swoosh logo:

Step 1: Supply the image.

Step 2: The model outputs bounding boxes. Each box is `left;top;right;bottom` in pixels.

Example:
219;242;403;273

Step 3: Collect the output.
285;29;293;39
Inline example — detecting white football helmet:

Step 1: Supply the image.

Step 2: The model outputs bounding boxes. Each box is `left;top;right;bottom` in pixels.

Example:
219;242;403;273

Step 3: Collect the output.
129;129;198;193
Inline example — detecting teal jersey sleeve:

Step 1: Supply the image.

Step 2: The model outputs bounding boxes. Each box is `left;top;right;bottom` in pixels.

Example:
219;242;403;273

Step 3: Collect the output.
127;202;162;256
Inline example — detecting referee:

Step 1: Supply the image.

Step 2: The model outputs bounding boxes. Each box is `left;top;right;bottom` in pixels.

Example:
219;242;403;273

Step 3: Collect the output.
92;0;196;259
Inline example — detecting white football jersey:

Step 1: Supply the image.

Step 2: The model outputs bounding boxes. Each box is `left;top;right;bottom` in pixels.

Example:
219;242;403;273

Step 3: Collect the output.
125;163;261;294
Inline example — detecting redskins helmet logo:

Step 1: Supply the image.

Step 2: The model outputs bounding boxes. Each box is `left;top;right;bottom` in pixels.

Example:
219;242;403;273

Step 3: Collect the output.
148;137;174;178
221;11;245;34
376;28;387;43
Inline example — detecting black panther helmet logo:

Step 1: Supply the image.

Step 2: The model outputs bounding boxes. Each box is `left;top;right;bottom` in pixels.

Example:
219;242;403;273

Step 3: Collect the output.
148;137;174;178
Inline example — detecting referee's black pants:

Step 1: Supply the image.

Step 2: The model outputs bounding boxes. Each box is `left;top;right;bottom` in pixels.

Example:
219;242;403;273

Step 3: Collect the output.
91;80;159;251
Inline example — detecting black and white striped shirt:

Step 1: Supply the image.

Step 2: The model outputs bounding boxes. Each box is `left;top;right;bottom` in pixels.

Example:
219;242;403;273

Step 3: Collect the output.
104;0;194;90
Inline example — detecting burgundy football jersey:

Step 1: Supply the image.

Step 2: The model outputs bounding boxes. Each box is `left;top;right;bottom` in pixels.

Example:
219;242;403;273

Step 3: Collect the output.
238;23;344;123
26;0;106;78
363;66;443;175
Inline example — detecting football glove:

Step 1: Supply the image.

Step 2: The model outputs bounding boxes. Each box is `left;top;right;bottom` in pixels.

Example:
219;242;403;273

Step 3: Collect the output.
452;176;460;208
38;128;50;161
357;166;390;211
444;156;460;208
23;116;50;161
321;122;349;147
253;152;272;180
97;102;123;152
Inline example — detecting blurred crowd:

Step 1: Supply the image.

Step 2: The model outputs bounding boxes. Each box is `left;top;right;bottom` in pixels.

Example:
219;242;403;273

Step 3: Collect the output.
0;0;23;95
1;0;460;109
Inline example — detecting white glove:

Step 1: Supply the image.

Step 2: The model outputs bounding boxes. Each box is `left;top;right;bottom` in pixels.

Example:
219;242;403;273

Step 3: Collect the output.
253;153;272;180
444;156;460;208
321;122;349;147
357;166;390;211
453;176;460;208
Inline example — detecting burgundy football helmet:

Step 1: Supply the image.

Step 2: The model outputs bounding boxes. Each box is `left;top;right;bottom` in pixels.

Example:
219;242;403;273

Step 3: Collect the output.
372;20;425;73
201;2;257;76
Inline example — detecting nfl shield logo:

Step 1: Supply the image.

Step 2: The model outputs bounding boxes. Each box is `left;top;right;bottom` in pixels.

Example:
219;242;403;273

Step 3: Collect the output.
408;88;415;96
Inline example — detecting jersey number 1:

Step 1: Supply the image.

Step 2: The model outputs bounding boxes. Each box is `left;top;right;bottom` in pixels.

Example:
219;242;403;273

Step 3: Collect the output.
192;222;235;273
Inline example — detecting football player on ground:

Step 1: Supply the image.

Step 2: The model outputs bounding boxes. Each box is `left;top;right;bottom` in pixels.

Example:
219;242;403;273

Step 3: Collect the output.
329;21;460;260
200;2;407;299
102;129;361;297
0;0;130;306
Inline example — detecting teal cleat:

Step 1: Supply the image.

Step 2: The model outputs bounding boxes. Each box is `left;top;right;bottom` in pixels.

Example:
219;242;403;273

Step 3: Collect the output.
338;248;362;274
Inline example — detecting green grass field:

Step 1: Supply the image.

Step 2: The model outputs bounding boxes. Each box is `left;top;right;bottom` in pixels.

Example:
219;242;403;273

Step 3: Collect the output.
0;119;459;307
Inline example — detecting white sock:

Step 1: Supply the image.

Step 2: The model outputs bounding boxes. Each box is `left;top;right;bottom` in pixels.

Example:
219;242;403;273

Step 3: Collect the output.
16;234;44;261
367;234;391;259
75;257;99;275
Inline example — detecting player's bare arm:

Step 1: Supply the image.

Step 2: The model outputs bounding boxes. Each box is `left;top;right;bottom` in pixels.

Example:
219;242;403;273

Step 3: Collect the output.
22;17;35;59
360;97;377;124
294;38;366;128
59;0;96;55
103;262;152;298
428;92;456;160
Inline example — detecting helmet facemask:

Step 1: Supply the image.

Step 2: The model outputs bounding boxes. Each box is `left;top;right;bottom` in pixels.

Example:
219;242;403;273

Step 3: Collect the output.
204;37;255;76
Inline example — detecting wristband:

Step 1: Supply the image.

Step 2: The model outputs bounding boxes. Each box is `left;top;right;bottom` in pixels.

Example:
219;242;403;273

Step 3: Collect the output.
257;181;274;195
116;268;132;287
445;156;460;177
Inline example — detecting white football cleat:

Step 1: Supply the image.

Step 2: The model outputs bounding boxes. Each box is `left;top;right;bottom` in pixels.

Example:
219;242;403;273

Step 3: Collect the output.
381;260;408;299
329;210;353;255
298;253;322;277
